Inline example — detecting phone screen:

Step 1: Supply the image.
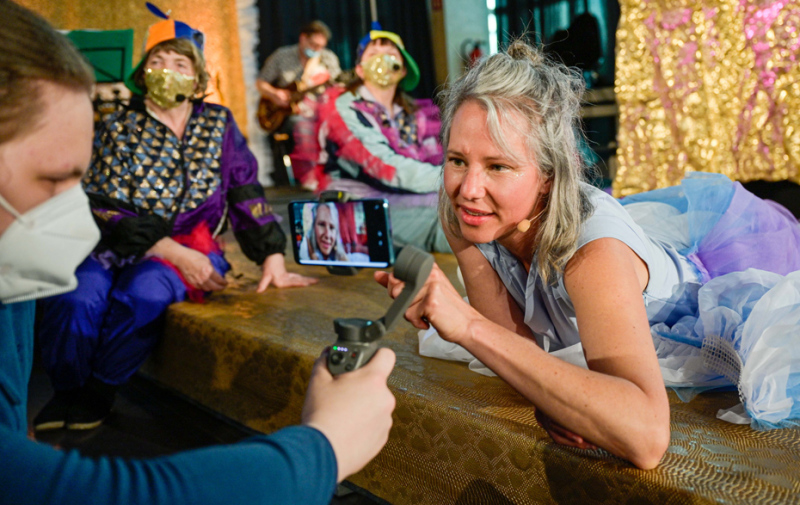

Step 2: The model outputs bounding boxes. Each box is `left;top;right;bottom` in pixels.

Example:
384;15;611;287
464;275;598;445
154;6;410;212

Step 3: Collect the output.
288;199;394;268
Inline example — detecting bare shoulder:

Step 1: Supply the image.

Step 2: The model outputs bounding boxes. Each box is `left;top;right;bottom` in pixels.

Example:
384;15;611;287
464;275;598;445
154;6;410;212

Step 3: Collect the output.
563;238;649;297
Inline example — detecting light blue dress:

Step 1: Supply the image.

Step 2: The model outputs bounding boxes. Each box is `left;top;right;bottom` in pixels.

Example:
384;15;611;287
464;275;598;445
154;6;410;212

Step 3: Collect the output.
477;183;702;352
474;173;800;430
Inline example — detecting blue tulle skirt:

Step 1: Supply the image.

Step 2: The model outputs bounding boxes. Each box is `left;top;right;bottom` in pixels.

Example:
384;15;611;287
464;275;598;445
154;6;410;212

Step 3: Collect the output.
621;172;800;430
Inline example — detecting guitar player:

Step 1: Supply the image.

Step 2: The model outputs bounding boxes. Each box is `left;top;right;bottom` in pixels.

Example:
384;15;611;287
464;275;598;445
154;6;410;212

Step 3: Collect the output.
256;20;341;186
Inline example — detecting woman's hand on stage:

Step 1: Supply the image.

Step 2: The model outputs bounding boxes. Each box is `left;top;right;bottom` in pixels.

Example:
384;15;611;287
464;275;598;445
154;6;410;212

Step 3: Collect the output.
535;408;598;450
257;252;318;291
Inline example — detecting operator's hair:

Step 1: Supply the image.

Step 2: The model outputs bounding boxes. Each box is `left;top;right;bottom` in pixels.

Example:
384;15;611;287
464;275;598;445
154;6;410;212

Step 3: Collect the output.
0;0;95;144
437;38;594;285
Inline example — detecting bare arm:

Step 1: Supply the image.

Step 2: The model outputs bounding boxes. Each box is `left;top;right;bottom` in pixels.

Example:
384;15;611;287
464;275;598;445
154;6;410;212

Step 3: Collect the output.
449;230;533;339
381;234;670;469
458;238;669;469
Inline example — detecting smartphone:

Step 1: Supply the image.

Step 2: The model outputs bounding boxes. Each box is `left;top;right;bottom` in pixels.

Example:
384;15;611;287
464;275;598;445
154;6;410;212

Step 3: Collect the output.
288;199;394;268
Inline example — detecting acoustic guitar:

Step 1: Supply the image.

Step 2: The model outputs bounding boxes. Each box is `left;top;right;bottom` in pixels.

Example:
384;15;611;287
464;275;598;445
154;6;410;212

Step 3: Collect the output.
257;82;326;133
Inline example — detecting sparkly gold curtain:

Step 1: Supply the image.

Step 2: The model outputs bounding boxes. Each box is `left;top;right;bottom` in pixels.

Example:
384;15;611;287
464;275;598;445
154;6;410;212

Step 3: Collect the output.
18;0;248;133
614;0;800;197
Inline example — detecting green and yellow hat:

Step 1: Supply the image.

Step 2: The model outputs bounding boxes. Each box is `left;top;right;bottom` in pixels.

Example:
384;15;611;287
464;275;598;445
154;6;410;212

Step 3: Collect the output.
356;22;420;92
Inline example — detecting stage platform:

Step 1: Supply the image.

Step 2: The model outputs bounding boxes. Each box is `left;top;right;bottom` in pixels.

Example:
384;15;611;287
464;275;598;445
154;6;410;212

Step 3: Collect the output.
140;194;800;504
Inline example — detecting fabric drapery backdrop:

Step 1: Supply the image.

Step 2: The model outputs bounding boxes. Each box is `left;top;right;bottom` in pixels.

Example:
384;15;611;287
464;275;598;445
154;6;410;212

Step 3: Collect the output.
256;0;438;100
236;0;270;179
18;0;249;134
613;0;800;197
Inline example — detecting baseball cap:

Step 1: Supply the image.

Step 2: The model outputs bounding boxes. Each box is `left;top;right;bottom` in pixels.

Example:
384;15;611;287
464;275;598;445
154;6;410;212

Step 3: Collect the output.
356;22;420;92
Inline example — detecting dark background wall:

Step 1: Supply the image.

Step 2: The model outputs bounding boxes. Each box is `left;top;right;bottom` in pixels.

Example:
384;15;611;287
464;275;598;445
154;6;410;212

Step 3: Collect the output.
257;0;438;100
493;0;620;87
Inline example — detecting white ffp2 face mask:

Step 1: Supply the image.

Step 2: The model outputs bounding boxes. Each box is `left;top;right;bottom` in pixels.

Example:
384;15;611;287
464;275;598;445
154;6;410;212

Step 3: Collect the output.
0;184;100;304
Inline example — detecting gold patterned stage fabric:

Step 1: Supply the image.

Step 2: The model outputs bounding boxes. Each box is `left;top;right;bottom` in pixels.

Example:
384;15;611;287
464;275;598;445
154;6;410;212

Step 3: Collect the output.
614;0;800;197
16;0;248;133
140;240;800;505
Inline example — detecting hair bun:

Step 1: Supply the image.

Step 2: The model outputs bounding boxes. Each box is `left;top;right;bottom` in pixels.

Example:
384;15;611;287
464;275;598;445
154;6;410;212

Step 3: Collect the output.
507;39;543;65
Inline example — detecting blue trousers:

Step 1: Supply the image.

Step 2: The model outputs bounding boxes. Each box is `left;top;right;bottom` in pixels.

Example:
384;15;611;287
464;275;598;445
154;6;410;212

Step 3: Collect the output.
37;253;229;390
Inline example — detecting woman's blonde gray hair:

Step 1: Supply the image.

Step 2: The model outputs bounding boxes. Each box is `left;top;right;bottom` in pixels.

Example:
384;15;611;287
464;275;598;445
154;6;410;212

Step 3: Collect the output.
437;39;594;284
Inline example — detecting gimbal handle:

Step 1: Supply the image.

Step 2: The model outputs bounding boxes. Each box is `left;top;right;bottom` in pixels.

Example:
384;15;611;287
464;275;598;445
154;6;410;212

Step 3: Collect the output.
328;246;434;374
332;245;434;343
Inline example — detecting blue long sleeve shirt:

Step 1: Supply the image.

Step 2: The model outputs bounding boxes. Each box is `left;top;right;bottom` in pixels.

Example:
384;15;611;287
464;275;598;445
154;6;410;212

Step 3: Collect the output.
0;301;338;505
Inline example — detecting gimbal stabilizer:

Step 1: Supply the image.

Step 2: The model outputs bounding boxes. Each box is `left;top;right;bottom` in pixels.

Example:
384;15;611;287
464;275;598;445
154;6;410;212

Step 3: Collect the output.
327;245;434;374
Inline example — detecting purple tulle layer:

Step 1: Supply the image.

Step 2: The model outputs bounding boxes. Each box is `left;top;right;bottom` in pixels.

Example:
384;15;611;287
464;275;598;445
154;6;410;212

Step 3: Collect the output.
622;172;800;282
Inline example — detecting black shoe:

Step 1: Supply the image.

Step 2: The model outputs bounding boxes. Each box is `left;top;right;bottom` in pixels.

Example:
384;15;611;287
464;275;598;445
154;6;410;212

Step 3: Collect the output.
66;379;117;431
33;390;77;431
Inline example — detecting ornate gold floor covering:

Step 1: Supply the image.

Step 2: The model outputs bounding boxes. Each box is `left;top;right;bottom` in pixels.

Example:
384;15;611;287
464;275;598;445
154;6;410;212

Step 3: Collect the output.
141;243;800;504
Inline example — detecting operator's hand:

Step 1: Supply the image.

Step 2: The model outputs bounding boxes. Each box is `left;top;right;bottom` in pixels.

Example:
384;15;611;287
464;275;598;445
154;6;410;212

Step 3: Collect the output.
257;253;317;292
535;408;598;450
302;348;396;483
375;264;479;345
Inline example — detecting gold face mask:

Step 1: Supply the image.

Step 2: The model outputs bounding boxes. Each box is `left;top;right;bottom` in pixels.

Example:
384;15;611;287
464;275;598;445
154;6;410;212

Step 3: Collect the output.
361;54;404;88
144;68;196;109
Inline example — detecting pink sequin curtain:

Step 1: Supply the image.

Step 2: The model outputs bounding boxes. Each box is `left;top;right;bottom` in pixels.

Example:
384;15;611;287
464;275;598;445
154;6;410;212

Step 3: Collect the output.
614;0;800;197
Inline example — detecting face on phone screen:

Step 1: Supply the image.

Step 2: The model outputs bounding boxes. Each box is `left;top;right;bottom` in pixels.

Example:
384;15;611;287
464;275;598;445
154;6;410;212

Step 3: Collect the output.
289;199;394;268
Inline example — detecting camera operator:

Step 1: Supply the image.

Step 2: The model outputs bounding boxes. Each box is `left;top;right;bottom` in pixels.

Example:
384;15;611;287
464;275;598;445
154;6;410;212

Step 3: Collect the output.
0;3;395;504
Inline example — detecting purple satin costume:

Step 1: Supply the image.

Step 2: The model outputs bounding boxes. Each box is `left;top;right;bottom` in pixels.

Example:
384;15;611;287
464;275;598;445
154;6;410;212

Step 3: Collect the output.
37;99;285;390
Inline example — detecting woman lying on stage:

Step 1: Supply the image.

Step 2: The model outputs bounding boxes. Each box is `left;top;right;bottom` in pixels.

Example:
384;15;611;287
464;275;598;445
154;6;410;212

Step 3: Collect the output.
378;39;800;469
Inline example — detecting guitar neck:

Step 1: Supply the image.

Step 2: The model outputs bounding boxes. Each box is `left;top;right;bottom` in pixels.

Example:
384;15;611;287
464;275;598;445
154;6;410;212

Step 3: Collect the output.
293;82;325;96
